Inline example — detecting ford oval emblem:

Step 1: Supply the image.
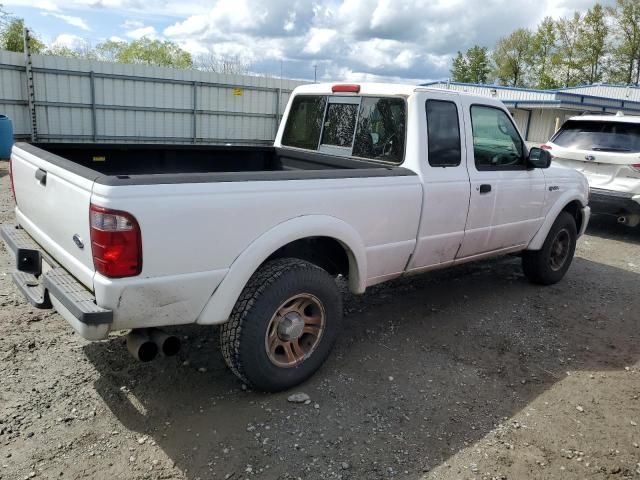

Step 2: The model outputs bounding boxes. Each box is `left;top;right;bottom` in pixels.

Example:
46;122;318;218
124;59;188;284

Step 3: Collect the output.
72;234;85;249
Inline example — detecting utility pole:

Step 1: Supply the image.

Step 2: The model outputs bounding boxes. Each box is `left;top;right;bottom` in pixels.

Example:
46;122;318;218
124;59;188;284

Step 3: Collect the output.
313;64;317;83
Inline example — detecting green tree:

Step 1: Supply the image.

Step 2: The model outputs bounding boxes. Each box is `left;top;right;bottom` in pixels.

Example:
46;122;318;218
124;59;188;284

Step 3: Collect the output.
530;17;560;89
466;45;491;83
450;51;469;82
450;46;490;83
556;12;583;87
578;4;608;84
0;18;45;53
608;0;640;84
95;37;192;69
493;28;532;87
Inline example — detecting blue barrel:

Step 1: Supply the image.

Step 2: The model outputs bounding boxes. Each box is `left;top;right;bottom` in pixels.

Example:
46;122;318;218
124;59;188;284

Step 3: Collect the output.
0;115;13;160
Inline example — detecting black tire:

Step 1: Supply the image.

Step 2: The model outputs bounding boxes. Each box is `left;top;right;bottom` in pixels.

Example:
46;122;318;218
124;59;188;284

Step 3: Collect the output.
522;211;577;285
220;258;342;392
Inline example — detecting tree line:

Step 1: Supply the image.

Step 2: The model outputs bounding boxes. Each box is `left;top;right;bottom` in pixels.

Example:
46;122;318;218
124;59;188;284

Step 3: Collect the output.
0;5;248;74
451;0;640;89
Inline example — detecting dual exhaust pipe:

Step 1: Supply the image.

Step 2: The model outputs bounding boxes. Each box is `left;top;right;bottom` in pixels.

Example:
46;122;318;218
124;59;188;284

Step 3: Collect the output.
126;328;181;362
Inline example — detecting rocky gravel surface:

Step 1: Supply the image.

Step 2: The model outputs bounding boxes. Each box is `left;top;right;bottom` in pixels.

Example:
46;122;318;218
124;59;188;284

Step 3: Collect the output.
0;161;639;479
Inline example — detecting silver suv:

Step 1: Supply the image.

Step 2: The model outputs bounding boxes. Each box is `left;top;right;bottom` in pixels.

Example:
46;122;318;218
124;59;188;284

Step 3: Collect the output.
544;114;640;227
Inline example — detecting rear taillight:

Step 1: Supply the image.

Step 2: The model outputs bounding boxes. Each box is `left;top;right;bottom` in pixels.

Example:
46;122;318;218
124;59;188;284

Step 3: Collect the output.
90;204;142;278
631;163;640;173
8;156;15;202
541;144;552;150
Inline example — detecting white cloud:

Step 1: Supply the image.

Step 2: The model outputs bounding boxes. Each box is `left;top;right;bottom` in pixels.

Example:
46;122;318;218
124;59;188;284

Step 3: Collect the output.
42;12;90;31
12;0;620;82
126;26;159;40
303;28;337;55
51;33;87;49
122;19;144;29
33;0;60;11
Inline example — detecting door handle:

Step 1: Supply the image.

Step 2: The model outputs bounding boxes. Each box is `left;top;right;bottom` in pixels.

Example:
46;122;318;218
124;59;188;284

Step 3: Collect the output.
479;184;492;194
35;168;47;186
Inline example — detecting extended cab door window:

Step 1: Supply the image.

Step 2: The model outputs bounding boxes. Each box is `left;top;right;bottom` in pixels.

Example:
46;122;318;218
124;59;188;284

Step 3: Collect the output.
470;106;525;170
426;100;461;167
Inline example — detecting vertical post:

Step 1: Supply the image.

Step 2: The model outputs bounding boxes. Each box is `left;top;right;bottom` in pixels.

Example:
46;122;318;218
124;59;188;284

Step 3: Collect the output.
192;81;197;144
274;88;281;140
89;71;97;142
23;28;38;142
524;109;532;141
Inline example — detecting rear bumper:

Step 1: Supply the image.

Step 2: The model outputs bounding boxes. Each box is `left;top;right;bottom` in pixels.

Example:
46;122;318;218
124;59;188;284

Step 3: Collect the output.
1;224;112;340
589;188;640;215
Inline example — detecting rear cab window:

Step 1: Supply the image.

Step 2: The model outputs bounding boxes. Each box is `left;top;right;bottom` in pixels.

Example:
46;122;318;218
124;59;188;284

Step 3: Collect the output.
281;94;406;164
552;120;640;153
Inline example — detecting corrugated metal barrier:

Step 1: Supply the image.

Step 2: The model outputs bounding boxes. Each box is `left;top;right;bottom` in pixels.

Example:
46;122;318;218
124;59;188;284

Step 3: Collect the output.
0;50;308;145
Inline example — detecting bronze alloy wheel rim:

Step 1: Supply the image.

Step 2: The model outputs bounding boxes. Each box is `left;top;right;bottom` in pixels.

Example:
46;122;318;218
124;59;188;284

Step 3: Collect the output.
265;293;326;368
549;228;571;271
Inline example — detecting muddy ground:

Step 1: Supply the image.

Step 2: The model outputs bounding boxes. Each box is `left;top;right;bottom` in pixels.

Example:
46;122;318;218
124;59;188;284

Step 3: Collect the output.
0;160;639;480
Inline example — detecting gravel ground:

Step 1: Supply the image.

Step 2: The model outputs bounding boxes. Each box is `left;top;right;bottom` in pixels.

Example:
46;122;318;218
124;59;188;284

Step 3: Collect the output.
1;160;639;480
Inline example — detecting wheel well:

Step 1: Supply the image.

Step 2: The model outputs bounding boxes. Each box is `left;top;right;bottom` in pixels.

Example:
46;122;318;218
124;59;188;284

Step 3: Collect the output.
267;237;350;277
562;200;583;233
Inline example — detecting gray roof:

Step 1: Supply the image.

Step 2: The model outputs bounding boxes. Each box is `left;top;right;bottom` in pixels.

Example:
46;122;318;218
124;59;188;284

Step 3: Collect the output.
422;81;640;115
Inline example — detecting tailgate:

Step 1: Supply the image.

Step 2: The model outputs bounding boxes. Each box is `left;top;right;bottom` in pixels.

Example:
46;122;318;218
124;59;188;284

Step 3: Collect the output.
552;147;640;192
11;144;97;289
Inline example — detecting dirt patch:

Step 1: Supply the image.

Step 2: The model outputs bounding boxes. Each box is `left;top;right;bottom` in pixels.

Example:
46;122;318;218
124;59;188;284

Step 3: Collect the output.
0;160;639;479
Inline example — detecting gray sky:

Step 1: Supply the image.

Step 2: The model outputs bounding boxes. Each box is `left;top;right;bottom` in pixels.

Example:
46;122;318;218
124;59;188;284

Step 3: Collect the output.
4;0;617;82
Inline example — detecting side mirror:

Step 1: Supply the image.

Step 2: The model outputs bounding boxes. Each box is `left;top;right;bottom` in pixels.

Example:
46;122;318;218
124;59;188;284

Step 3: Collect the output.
527;147;552;169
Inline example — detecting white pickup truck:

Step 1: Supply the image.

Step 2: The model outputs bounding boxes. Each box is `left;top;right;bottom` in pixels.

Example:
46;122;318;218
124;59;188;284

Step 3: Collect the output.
2;83;590;391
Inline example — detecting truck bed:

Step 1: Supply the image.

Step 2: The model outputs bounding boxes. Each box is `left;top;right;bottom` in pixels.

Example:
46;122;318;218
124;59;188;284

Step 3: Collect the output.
20;143;408;186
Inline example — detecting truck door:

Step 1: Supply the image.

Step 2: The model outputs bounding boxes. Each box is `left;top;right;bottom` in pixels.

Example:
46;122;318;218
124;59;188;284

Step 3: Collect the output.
406;94;471;271
458;104;545;259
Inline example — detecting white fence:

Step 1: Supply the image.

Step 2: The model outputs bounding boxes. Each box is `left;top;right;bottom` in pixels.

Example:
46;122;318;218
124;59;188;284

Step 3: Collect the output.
0;50;307;145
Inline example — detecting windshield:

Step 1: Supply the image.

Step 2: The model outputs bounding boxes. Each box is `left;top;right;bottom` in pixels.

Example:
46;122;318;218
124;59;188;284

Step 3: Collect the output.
552;120;640;153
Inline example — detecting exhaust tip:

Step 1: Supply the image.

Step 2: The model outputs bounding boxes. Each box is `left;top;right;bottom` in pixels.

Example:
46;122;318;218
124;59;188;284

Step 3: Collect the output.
161;335;181;356
149;329;181;356
137;341;159;362
126;330;159;362
618;216;628;224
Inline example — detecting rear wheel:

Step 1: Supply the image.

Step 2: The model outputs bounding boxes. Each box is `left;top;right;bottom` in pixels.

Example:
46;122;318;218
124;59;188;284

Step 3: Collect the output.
522;211;577;285
220;258;342;392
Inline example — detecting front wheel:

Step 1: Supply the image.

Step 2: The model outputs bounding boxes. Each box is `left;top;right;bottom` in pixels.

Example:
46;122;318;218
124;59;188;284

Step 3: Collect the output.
220;258;342;392
522;211;577;285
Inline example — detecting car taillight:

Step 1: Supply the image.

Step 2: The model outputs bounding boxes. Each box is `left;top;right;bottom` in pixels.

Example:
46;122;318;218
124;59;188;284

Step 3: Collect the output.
632;163;640;173
90;204;142;278
8;156;15;202
541;144;552;150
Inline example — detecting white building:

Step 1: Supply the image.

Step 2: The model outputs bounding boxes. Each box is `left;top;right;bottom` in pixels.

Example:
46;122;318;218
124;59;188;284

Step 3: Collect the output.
423;81;640;145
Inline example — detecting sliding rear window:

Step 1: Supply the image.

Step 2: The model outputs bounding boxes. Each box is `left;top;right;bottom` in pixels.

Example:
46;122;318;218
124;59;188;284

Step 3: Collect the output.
281;94;406;164
552;120;640;153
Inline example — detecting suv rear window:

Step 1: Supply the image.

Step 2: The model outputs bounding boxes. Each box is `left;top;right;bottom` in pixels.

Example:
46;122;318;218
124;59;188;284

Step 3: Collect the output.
281;94;406;164
552;120;640;153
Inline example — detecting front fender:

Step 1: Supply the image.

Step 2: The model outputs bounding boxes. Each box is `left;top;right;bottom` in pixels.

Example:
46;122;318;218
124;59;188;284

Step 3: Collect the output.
527;190;587;250
196;215;367;325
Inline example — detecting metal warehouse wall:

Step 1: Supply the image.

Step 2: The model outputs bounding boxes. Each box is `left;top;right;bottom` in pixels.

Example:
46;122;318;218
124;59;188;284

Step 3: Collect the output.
0;50;308;145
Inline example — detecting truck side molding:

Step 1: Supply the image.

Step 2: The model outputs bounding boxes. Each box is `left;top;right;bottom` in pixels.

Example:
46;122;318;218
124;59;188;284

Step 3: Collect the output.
196;215;368;325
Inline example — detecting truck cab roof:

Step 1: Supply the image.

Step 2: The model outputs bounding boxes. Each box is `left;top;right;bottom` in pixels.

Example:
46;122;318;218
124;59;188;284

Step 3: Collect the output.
293;82;503;105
